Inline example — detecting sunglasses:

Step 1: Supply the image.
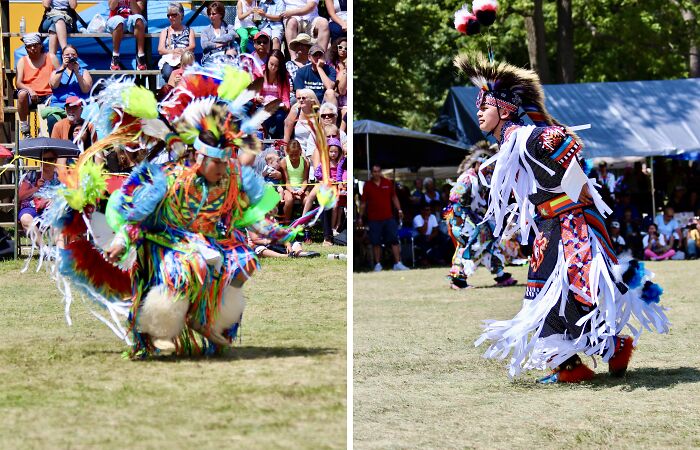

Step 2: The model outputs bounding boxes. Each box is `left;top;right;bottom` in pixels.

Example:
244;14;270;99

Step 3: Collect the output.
337;45;347;50
255;40;269;45
167;13;180;18
321;114;336;119
297;97;307;101
44;158;57;163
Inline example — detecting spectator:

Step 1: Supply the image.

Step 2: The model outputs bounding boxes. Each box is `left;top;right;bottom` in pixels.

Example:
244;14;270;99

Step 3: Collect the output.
18;150;61;234
619;208;643;259
655;205;683;256
106;0;147;71
48;44;92;106
200;1;239;66
40;0;78;56
51;96;97;152
305;102;346;168
235;0;259;55
334;155;347;234
423;177;440;206
596;161;616;206
158;50;195;100
256;0;285;51
283;88;320;160
158;2;196;84
293;44;337;106
248;230;318;258
643;223;675;261
279;139;309;223
285;33;313;104
327;37;347;116
255;49;290;139
281;0;329;59
325;0;347;42
358;164;410;271
687;218;700;259
303;137;343;245
413;201;446;265
240;31;271;80
15;33;60;138
609;221;627;255
262;151;284;199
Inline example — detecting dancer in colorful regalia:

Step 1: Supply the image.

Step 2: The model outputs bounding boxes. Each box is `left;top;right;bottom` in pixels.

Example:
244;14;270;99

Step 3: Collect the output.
33;65;336;357
444;142;516;290
455;53;669;382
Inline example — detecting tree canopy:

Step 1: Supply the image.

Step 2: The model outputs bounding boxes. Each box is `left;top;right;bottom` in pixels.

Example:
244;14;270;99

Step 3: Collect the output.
355;0;700;132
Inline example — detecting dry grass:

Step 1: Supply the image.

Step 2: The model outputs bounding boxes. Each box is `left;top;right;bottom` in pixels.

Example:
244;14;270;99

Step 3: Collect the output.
0;245;347;450
354;261;700;449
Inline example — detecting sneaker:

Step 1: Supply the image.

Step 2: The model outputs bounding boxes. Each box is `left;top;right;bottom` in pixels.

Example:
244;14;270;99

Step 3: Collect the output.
373;263;382;272
110;55;121;70
393;261;410;271
136;56;147;71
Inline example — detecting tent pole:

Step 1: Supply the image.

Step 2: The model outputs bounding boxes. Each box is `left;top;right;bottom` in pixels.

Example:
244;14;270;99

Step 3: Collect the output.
366;134;370;175
650;156;656;216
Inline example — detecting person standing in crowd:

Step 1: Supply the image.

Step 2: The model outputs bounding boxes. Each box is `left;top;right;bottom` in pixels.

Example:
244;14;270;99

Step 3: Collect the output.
106;0;147;71
158;2;196;84
358;164;410;272
200;1;239;66
281;0;329;59
256;0;286;51
40;0;78;56
293;44;337;106
15;33;61;138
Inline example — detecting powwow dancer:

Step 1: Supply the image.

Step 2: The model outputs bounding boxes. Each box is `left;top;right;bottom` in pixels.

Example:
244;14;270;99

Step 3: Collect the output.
31;65;336;357
444;142;516;289
456;52;669;382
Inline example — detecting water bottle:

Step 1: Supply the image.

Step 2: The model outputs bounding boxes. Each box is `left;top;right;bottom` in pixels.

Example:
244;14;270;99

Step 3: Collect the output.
19;17;26;35
327;253;347;260
252;0;262;22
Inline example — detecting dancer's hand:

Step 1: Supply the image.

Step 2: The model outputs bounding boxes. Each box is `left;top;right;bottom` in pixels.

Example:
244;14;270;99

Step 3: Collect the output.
106;241;125;264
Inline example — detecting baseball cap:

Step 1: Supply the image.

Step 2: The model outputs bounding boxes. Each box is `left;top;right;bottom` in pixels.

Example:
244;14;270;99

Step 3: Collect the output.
65;96;84;107
253;31;270;41
289;33;313;51
611;221;620;228
309;45;325;56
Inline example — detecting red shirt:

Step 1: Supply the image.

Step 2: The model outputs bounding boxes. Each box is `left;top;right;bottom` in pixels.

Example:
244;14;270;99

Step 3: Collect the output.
362;177;396;221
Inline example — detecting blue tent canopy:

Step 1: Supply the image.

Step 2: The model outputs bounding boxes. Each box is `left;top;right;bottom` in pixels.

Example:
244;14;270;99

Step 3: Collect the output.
434;78;700;158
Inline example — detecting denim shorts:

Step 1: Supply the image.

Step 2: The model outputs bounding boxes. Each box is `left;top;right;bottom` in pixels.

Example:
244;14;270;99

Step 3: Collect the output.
367;218;399;246
105;14;145;33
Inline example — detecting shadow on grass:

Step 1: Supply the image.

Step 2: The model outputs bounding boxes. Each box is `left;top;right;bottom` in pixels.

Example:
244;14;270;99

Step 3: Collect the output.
594;366;700;391
84;346;337;362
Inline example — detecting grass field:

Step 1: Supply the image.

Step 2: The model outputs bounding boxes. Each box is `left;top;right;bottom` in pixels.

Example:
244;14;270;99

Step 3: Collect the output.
0;246;347;450
354;261;700;449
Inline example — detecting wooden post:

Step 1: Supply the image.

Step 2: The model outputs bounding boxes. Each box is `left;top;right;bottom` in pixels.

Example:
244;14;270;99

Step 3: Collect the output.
0;3;5;120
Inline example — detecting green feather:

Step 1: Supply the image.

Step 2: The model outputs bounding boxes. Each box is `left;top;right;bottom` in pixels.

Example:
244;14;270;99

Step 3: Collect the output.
121;86;158;119
218;66;250;100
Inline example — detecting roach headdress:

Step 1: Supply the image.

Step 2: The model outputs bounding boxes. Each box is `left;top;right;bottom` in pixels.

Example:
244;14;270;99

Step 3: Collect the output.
454;52;562;127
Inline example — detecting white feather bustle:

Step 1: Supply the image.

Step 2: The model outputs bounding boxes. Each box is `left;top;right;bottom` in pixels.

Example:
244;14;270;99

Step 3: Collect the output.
137;285;189;340
207;286;246;346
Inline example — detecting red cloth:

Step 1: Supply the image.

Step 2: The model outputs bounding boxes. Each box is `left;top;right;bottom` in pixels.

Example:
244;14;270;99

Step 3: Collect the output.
110;0;132;18
362;177;395;221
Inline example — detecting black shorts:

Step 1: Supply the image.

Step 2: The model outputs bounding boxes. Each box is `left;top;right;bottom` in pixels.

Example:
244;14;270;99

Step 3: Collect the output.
368;219;399;246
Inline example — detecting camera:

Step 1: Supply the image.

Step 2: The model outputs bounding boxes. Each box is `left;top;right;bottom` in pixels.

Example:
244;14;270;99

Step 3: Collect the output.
67;56;78;64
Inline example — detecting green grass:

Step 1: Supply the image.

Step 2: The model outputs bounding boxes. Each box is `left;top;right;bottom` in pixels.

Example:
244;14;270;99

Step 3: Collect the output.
354;261;700;449
0;245;347;450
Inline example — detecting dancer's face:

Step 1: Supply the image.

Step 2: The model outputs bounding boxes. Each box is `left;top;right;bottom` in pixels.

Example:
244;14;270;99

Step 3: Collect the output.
477;103;502;133
200;157;228;184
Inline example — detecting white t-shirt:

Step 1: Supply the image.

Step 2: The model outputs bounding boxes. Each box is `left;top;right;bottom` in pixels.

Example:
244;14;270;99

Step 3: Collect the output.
284;0;319;21
654;215;680;240
642;233;666;249
305;130;347;156
413;214;438;236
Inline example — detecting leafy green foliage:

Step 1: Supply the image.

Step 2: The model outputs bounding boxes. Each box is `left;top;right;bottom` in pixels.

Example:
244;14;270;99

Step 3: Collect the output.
356;0;700;131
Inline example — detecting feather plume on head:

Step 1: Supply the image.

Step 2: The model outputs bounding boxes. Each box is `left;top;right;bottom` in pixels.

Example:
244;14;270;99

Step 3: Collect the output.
457;140;498;174
454;52;562;128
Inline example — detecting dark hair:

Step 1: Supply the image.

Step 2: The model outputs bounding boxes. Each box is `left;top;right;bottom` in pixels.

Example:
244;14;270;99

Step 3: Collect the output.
199;130;221;147
327;37;347;68
207;1;225;17
61;44;77;54
266;49;288;87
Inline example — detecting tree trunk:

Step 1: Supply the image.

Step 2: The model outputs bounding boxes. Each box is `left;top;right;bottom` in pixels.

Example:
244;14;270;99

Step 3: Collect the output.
556;0;575;83
524;0;551;83
679;1;700;77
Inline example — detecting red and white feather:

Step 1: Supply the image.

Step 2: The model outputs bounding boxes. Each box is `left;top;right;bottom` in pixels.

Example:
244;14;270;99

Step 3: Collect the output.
472;0;498;13
454;4;474;34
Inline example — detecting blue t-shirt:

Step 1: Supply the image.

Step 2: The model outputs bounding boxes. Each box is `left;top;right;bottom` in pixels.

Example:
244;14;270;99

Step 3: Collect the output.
293;64;336;103
49;68;88;107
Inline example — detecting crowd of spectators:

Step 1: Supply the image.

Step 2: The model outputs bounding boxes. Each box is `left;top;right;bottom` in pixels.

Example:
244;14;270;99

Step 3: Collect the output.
11;0;349;245
356;158;700;270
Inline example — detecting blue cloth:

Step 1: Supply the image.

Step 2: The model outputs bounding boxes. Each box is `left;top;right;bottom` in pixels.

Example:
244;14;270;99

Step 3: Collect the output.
293;64;336;103
49;68;89;107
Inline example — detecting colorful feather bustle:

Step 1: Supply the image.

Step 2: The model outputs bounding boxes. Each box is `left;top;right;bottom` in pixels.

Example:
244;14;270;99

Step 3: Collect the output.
117;162;168;222
60;239;132;299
